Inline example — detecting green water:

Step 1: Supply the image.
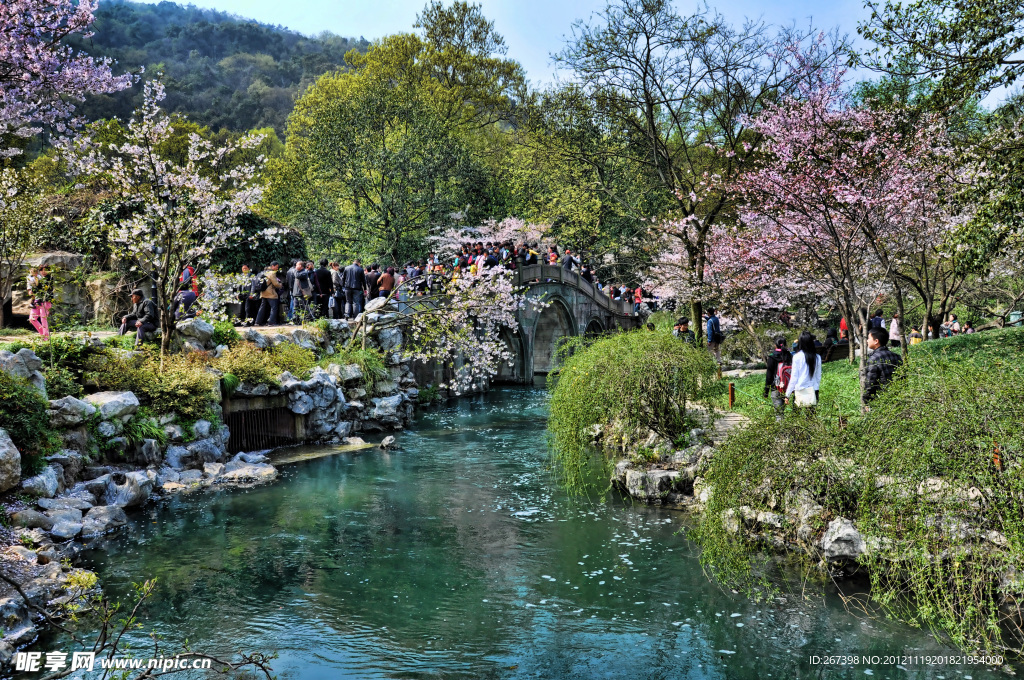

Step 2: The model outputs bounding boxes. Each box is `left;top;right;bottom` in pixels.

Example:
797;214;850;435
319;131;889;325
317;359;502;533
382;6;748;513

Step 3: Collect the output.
62;388;1007;678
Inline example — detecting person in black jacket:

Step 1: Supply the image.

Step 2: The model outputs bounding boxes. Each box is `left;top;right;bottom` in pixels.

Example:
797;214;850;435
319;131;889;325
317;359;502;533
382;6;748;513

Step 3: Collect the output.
119;289;159;347
342;258;366;318
864;327;902;407
313;258;334;319
365;264;380;301
764;336;792;421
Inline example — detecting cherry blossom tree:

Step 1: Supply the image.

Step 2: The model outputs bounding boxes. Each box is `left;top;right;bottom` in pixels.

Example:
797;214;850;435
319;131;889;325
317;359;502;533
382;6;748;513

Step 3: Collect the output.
0;0;133;156
0;168;47;328
356;266;547;392
66;80;278;360
428;217;548;261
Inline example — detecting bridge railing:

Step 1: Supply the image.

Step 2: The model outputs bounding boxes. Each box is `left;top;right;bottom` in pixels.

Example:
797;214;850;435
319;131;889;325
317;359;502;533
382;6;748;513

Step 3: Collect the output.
512;264;635;317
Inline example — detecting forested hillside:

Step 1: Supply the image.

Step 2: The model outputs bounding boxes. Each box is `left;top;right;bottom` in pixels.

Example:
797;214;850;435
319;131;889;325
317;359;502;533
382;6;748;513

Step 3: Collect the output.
68;0;368;133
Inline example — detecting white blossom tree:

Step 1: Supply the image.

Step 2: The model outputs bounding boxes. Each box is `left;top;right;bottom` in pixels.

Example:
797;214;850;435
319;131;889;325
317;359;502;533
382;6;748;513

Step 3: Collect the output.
66;80;279;358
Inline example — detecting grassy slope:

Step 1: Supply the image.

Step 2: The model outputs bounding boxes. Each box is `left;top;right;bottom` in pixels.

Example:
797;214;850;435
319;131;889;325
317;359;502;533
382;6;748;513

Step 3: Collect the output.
719;327;1024;420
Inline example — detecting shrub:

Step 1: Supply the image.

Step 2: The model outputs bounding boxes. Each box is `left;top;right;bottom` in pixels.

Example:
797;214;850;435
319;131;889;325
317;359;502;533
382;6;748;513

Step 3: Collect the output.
122;408;168;448
211;320;241;348
547;329;720;492
324;347;387;394
0;371;59;466
43;365;83;399
269;342;317;377
91;351;217;422
213;342;281;387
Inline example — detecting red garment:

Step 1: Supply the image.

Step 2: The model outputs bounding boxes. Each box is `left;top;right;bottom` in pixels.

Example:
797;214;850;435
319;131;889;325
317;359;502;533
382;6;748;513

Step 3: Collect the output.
634;289;642;303
180;265;199;295
839;317;848;339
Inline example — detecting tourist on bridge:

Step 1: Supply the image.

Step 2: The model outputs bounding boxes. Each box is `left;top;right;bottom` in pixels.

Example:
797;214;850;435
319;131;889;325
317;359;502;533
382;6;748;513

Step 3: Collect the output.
561;248;580;272
330;262;344;319
342;258;366;318
282;259;297;323
255;261;282;326
290;261;314;323
377;267;395;300
119;288;159;347
864;326;902;408
705;307;723;363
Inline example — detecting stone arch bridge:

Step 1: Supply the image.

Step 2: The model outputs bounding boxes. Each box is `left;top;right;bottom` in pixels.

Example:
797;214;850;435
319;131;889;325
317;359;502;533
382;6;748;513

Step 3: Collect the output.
492;264;640;384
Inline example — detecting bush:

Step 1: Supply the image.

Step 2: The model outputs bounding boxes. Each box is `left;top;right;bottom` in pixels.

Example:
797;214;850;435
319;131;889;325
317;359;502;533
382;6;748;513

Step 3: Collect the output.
91;351;217;421
324;347;387;393
43;365;83;399
269;342;317;377
547;329;720;492
213;342;281;387
211;320;241;348
0;371;59;466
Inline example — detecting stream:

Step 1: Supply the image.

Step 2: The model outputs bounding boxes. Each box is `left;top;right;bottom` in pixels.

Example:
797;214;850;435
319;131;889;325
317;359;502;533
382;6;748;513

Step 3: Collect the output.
49;388;1008;678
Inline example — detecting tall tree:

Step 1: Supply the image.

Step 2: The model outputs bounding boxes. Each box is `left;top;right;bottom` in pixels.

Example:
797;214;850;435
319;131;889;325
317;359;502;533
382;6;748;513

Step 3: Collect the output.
552;0;845;326
0;168;45;328
0;0;132;155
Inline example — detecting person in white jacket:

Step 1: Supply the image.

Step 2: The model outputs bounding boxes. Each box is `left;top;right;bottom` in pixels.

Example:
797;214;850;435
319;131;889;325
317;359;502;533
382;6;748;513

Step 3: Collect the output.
785;331;822;410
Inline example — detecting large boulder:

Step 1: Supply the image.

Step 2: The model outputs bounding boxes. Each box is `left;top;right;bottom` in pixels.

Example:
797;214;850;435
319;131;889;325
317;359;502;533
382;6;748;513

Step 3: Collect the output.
45;450;84;487
186;437;224;464
218;462;277;483
15;349;43;373
0;428;20;493
376;327;403;352
242;328;270;349
46;396;97;428
623;469;680;502
164;445;189;469
81;505;128;537
84;391;140;420
104;470;153;507
371;395;404;422
289;328;317;350
820;517;867;561
10;509;53;531
328;363;363;384
176;318;215;345
0;350;32;379
288;392;314;415
22;466;61;498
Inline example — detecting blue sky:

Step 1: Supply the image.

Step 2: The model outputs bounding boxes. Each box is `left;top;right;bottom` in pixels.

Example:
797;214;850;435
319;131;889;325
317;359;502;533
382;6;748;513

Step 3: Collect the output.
133;0;872;87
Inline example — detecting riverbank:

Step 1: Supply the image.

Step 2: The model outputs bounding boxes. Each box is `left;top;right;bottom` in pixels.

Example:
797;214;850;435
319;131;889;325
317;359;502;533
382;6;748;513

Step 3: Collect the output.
0;308;421;664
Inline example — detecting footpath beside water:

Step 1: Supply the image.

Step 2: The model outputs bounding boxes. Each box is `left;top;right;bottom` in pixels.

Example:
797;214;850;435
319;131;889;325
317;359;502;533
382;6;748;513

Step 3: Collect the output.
26;388;1010;679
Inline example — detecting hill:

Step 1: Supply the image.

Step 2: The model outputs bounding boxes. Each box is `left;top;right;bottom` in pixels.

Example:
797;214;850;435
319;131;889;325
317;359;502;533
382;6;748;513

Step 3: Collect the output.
68;0;369;134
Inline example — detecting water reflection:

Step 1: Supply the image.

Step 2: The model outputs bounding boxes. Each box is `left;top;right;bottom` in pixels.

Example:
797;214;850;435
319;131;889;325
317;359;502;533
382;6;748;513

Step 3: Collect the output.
39;388;1010;679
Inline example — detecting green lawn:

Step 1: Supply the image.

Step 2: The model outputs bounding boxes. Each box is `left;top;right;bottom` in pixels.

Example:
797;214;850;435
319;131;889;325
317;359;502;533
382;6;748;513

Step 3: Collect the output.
719;326;1024;420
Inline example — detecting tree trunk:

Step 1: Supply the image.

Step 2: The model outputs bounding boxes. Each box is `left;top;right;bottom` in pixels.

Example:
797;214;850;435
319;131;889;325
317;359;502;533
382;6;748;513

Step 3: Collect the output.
690;299;704;347
894;284;908;366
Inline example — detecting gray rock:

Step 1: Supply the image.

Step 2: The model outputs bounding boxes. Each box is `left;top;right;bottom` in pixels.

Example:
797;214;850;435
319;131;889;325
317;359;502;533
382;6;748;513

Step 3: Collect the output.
243;329;270;349
213;344;229;359
96;420;122;438
346;388;367;400
820;517;867;561
186;438;224;464
46;396;97;427
22;466;60;498
164;445;190;469
343;436;367;446
137;439;162;466
176;318;215;345
289;328;317;350
83;474;110;498
0;350;31;379
104;471;153;507
45;450;84;486
379;436;396;449
235;452;268;464
156;467;180;485
178;469;204;484
372;394;404;421
235;381;270;397
0;428;20;493
50;521;83;540
278;371;303;392
163;424;186;442
328;363;363;384
181;338;206;353
37;496;92;511
105;436;128;456
623;469;680;501
288;393;314;415
377;327;403;352
364;296;394;313
334;421;353;439
203;462;224;477
27;371;46;398
81;505;128;537
85;391;140;420
158;413;177;425
218;463;277;483
11;509;54;531
192;419;212;438
15;348;43;373
62;427;90;454
45;507;83;524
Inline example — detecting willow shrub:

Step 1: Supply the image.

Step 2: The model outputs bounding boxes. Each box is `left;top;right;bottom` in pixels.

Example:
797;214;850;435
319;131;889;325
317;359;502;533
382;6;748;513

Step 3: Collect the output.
694;349;1024;654
547;330;719;493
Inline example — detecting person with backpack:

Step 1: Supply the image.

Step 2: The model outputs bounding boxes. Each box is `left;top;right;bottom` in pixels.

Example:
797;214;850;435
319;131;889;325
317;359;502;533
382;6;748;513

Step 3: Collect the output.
292;261;314;323
235;263;258;326
342;258;366;318
705;307;724;362
764;336;793;421
254;261;282;326
785;331;822;412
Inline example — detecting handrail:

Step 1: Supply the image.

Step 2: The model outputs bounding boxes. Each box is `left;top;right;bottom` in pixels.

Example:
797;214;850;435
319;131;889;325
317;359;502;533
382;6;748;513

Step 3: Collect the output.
512;264;633;317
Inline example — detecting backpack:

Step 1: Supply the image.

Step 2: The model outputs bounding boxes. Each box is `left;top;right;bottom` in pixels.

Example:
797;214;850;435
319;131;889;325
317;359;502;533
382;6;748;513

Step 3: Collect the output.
774;361;792;393
256;273;270;293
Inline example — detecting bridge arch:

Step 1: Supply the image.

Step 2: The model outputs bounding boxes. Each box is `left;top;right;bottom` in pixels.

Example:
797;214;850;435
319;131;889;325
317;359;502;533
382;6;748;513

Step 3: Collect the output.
584;317;605;337
532;297;576;375
494;327;526;383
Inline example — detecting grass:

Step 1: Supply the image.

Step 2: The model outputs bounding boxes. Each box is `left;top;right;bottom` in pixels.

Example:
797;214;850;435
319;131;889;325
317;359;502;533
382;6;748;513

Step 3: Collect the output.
719;327;1024;420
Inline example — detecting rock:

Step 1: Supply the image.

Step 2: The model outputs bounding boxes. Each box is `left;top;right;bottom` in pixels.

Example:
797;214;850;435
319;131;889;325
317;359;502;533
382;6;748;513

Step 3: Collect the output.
84;391;140;420
346;388;367;400
623;469;680;501
105;436;128;456
104;471;153;507
192;419;212;438
344;436;367;446
243;328;270;349
176;318;215;345
186;438;224;464
96;420;122;438
28;372;46;398
156;467;180;485
289;328;317;350
158;413;177;425
235;381;270;397
328;363;363;384
178;469;204;484
377;327;403;352
820;517;867;562
11;509;54;531
7;546;37;562
203;462;224;477
22;466;60;498
334;421;353;439
37;496;92;511
15;348;43;373
0;428;20;493
61;427;90;454
364;296;394;313
218;462;277;483
288;392;314;415
163;424;186;442
50;521;83;540
0;350;31;378
45;450;84;486
83;474;110;498
137;439;162;466
379;435;396;449
372;395;404;420
45;507;83;524
234;452;268;464
46;396;97;427
213;344;229;359
181;338;206;353
164;445;190;469
81;505;128;537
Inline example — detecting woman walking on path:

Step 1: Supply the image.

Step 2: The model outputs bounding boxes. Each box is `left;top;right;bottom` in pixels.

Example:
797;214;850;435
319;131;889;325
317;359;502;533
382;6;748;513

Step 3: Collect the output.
785;331;822;412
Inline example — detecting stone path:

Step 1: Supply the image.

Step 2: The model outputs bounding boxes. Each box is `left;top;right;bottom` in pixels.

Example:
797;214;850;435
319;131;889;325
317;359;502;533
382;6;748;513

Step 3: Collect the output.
0;323;313;344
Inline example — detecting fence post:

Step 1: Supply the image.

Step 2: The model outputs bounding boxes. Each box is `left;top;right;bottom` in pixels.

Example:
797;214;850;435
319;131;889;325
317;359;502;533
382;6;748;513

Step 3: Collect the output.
728;382;735;410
